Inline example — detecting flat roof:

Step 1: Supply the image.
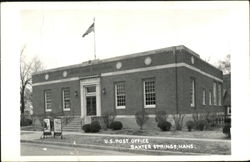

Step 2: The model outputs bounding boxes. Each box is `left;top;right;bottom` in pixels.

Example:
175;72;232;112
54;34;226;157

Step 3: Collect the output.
32;45;200;75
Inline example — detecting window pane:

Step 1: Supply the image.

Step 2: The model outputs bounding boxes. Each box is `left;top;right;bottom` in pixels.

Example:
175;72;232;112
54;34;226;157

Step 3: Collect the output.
209;91;212;105
86;86;96;93
218;84;222;105
202;89;206;105
213;82;217;105
190;79;195;107
116;82;126;108
63;88;70;109
144;80;156;107
87;96;96;116
45;90;52;111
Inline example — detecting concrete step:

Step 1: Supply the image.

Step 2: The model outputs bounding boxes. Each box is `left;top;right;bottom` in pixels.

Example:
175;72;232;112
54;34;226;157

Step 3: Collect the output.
63;127;81;130
62;117;82;132
66;123;81;126
64;123;81;127
65;124;81;126
62;128;82;132
63;126;81;128
64;121;81;124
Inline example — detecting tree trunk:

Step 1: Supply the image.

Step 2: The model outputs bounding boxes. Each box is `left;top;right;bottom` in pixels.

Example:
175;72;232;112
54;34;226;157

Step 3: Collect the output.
20;87;25;114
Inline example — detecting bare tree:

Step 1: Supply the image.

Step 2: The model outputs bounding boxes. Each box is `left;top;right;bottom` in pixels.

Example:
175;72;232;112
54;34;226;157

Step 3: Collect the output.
217;54;231;74
20;46;45;114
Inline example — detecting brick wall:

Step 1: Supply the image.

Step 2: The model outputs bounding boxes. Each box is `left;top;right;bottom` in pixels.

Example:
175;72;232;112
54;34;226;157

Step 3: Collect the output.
32;45;224;118
101;68;177;115
177;67;223;114
32;80;81;116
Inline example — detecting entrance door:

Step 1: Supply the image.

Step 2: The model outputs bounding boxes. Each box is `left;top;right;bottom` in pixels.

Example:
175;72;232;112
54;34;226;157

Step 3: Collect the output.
80;78;101;124
86;85;97;116
86;96;96;116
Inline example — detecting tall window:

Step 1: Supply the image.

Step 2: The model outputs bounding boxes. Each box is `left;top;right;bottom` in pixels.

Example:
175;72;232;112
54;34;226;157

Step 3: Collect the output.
190;79;195;107
144;79;156;108
213;82;217;105
115;82;126;109
202;89;206;105
209;91;212;105
44;90;52;112
62;88;71;111
218;83;222;106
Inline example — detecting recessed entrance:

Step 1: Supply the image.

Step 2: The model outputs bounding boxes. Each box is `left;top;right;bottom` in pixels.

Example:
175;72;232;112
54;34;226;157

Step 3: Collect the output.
80;78;101;124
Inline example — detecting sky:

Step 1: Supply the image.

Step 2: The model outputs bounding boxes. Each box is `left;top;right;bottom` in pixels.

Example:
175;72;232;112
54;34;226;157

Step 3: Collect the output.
19;1;245;69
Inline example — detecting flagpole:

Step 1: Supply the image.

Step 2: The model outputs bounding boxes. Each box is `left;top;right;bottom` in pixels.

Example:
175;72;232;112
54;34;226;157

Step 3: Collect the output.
94;17;96;60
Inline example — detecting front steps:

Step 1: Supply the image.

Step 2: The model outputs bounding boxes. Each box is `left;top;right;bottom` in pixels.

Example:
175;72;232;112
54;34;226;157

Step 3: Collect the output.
62;117;82;132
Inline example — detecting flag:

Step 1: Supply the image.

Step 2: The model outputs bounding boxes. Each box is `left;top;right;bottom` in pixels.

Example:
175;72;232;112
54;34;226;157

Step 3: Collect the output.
82;22;94;38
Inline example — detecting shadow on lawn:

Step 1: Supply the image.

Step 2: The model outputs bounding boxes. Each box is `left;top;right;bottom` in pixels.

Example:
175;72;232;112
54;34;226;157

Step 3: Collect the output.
100;128;229;140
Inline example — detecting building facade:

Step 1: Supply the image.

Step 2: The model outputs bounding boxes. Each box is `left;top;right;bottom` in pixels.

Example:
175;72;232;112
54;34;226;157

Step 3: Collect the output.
223;73;231;117
32;45;224;127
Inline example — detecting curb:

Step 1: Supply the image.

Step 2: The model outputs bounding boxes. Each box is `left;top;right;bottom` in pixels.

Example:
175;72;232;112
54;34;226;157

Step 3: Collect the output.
21;139;203;155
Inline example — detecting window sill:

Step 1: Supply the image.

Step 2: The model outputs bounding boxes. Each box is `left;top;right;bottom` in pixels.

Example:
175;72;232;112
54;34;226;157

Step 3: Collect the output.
144;105;156;108
116;106;126;109
45;109;52;112
63;109;70;111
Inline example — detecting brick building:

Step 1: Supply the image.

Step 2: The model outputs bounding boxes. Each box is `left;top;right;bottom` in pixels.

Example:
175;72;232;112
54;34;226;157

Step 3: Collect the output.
223;73;231;117
32;45;224;129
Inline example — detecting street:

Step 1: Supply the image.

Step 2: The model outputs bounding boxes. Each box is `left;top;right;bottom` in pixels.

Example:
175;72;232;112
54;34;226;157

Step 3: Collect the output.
21;142;139;156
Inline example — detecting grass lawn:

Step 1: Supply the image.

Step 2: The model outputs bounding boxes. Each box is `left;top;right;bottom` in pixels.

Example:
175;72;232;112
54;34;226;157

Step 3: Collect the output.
37;133;230;155
98;128;228;140
21;125;42;131
23;123;230;155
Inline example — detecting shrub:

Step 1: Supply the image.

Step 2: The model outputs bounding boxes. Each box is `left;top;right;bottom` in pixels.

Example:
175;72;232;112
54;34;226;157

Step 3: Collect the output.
82;124;91;133
173;113;185;130
223;118;231;138
20;118;32;126
110;121;123;130
90;121;101;133
103;111;116;128
223;125;231;138
50;120;54;130
186;120;195;132
196;120;207;131
208;112;218;127
135;111;149;130
224;118;231;124
157;121;172;131
82;121;101;133
155;111;167;123
192;111;199;123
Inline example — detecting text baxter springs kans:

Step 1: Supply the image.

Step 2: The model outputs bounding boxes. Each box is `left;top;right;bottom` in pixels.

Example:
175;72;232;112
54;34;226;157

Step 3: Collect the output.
104;138;195;150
